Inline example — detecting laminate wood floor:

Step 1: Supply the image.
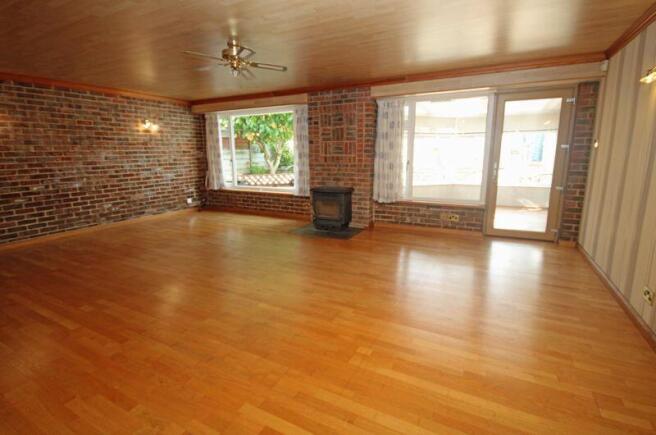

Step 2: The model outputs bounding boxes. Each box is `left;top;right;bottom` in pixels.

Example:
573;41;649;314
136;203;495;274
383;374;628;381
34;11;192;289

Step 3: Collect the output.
1;211;655;434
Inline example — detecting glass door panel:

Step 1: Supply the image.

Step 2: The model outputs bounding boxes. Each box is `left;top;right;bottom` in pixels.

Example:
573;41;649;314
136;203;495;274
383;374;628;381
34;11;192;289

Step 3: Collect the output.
493;98;561;232
486;89;574;241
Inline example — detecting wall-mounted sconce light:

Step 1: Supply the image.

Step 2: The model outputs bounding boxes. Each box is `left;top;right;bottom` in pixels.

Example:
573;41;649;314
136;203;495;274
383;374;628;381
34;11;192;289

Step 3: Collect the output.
141;119;160;133
593;140;599;149
640;66;656;84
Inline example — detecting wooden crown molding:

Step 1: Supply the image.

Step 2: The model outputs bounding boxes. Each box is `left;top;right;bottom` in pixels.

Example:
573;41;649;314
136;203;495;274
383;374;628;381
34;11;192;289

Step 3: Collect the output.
190;52;606;107
0;72;190;106
606;2;656;58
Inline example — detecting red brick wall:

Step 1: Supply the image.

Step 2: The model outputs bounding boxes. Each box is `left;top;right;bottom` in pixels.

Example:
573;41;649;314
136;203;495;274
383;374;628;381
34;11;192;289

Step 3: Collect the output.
560;81;599;242
374;202;485;231
206;190;310;217
0;80;205;244
2;77;596;243
308;88;377;227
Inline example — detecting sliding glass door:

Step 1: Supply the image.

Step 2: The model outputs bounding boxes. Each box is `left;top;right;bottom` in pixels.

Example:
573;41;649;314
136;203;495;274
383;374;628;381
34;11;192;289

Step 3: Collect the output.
485;89;574;241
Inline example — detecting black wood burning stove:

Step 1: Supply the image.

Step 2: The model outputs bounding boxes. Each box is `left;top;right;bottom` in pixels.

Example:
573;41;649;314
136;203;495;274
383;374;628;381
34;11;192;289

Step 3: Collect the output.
310;186;354;230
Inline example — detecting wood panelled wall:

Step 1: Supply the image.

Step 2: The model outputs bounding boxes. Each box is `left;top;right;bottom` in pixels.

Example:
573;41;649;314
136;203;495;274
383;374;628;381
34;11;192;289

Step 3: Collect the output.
580;21;656;335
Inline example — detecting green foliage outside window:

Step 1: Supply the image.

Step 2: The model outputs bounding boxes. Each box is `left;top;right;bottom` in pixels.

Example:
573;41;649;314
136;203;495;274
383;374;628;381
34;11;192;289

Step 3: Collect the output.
248;165;270;174
233;113;294;174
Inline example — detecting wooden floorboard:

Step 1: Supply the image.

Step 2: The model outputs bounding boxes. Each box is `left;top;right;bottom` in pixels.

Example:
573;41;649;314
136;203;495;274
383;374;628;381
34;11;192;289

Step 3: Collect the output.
0;210;655;434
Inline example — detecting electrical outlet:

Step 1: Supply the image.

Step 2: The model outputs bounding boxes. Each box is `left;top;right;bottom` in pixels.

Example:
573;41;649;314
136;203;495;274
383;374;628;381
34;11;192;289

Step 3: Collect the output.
186;197;193;206
440;213;460;223
643;287;654;306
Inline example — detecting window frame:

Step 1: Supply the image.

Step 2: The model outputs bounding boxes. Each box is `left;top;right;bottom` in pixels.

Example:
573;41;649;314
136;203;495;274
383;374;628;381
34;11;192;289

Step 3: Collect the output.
402;90;496;206
217;105;300;193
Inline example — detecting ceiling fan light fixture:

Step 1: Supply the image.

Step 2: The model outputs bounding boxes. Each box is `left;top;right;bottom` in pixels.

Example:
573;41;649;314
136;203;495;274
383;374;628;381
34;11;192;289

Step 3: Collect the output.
184;38;287;79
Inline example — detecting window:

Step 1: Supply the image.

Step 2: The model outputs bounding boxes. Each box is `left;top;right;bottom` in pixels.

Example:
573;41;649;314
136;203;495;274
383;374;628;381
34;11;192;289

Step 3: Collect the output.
218;107;296;191
403;93;492;204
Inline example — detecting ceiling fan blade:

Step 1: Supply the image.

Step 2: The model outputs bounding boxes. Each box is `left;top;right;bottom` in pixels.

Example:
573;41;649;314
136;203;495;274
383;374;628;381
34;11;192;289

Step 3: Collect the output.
249;62;287;72
195;65;215;72
241;68;256;80
183;50;225;62
239;46;256;59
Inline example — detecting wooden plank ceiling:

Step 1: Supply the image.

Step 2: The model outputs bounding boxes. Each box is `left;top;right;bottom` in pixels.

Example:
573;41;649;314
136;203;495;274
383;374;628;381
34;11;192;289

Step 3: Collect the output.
0;0;653;101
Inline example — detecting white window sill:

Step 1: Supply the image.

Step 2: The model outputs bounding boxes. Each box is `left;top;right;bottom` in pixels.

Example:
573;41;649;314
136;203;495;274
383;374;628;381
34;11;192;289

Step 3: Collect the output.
221;186;295;195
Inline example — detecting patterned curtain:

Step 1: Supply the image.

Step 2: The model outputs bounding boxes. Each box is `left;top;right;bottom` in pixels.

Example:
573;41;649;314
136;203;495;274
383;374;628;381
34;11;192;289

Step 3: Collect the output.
373;98;405;203
205;112;224;190
293;105;310;196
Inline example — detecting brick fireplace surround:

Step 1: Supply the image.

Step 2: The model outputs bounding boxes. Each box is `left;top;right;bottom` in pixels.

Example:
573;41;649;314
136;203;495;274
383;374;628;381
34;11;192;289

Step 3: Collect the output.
1;80;597;244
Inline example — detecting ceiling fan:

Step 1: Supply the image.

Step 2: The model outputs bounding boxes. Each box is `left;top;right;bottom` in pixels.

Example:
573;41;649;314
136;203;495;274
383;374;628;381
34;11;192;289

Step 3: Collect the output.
184;38;287;78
